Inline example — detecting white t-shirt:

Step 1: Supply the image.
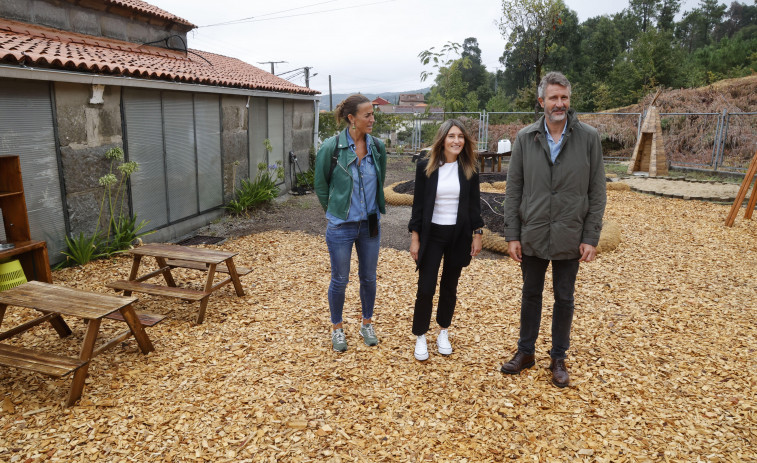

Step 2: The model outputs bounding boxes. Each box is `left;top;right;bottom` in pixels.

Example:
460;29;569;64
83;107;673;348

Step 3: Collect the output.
431;161;460;225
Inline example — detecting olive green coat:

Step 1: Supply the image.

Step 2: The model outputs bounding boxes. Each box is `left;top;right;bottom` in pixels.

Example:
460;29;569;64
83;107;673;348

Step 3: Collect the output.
504;109;606;260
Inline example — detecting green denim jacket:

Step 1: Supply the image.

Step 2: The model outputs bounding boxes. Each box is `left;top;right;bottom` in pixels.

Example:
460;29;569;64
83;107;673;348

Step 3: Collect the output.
314;129;387;220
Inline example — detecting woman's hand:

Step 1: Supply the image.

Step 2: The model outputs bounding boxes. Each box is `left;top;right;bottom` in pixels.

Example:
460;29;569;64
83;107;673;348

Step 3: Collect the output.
410;231;420;261
471;234;483;257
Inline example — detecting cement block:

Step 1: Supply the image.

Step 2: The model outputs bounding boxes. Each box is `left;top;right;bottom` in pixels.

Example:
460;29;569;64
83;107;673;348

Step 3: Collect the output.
69;9;100;36
65;190;102;237
60;144;120;193
32;0;69;30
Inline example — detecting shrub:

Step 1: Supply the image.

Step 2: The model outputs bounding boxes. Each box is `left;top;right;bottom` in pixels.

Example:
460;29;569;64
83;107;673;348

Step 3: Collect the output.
226;162;284;215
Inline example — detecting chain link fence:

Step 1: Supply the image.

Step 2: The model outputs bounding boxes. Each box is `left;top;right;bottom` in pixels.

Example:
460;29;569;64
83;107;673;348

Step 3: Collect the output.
383;110;755;173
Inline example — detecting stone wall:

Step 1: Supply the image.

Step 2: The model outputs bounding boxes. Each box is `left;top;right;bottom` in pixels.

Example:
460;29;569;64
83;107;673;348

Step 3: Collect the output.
0;0;190;50
221;95;249;202
54;82;123;236
291;100;315;176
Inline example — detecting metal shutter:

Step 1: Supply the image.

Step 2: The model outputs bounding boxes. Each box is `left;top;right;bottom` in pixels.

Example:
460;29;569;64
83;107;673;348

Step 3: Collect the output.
194;94;223;211
0;79;66;262
122;87;168;231
268;99;285;168
249;97;268;177
162;92;198;221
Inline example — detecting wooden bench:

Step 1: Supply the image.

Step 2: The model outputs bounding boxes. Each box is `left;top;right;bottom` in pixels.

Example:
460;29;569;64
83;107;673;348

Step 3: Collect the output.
106;280;208;301
0;281;156;406
0;344;87;377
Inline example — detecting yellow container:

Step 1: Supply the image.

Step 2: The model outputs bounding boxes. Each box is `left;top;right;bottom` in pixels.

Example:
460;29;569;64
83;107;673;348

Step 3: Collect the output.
0;259;27;291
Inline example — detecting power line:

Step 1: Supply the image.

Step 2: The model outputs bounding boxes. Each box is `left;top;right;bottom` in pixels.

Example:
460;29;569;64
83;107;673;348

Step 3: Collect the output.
200;0;339;28
199;0;396;27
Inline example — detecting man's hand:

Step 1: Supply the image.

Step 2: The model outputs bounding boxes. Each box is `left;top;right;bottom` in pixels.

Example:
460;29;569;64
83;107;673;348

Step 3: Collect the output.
579;243;597;262
507;240;522;262
471;234;483;257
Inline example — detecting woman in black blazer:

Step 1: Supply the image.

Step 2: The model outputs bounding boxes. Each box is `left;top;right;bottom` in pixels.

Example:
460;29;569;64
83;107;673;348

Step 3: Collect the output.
408;119;484;361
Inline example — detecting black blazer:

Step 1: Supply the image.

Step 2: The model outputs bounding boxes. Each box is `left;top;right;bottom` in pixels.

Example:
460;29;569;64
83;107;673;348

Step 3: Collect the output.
408;158;484;269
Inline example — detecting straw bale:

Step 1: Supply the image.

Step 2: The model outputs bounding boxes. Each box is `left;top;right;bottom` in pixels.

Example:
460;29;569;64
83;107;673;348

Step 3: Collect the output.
0;190;755;461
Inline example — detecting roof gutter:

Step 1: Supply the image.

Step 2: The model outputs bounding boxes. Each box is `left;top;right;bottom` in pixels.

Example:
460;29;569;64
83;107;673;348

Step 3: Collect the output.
0;64;321;102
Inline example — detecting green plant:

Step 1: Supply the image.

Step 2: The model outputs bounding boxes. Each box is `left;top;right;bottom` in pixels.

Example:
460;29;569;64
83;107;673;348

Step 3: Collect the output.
61;232;104;267
60;147;153;267
226;162;284;215
106;213;151;254
296;169;314;189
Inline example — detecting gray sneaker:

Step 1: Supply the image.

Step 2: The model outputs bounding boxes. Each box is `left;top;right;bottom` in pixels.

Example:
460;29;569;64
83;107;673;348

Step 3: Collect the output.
331;328;347;352
359;323;379;346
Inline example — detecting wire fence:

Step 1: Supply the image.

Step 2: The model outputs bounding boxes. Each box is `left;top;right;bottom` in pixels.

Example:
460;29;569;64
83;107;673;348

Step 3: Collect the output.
383;110;756;172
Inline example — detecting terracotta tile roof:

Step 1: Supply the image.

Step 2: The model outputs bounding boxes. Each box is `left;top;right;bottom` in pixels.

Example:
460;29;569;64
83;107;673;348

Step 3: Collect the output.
104;0;195;27
0;18;318;95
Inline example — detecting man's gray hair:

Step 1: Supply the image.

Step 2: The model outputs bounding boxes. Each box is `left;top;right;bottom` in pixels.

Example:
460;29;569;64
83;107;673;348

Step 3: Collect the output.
538;72;572;99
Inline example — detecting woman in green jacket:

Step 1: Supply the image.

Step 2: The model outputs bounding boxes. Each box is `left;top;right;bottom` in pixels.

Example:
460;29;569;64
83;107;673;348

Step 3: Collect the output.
314;94;387;353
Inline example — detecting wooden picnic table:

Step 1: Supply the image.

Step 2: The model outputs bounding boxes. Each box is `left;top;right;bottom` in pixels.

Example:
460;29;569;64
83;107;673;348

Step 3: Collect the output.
478;151;511;172
0;281;160;406
106;243;250;324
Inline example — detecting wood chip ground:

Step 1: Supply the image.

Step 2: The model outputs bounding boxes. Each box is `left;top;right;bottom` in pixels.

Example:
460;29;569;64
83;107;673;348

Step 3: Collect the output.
1;190;755;462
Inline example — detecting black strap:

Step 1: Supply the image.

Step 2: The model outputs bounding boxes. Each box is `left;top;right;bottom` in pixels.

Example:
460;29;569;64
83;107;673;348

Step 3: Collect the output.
327;129;379;183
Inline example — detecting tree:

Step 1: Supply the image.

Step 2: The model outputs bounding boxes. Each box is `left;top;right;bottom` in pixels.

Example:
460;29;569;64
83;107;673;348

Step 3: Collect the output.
418;42;474;112
657;0;681;31
498;0;566;114
628;0;662;33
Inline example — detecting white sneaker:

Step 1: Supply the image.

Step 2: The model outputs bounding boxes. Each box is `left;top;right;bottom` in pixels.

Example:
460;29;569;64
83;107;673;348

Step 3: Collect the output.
437;329;452;355
414;335;429;361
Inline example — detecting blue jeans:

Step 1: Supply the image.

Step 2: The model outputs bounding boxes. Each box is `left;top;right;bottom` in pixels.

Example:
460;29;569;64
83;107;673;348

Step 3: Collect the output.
325;220;381;325
517;254;580;360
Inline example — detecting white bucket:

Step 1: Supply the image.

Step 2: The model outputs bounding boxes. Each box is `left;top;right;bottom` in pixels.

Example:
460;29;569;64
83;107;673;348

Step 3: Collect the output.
497;139;511;154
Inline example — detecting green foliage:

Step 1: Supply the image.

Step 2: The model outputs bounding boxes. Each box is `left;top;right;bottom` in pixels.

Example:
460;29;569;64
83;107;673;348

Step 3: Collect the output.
318;112;341;141
60;147;153;267
296;169;314;189
106;214;151;255
61;232;104;267
226;162;284;215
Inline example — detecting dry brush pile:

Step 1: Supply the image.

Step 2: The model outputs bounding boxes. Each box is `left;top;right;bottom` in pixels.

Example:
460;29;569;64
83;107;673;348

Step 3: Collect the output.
1;190;755;462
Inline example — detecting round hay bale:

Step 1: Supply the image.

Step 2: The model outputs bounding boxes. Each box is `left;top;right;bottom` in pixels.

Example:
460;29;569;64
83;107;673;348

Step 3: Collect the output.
596;219;621;253
481;219;621;255
482;228;509;254
607;182;631;191
606;173;618;179
384;182;414;206
480;182;506;193
491;181;507;190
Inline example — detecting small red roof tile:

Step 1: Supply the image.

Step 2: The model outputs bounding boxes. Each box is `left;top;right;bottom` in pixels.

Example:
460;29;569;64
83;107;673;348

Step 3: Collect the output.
104;0;195;28
0;18;318;95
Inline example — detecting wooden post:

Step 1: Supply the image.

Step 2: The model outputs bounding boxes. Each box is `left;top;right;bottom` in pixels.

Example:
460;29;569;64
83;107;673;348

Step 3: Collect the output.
725;149;757;227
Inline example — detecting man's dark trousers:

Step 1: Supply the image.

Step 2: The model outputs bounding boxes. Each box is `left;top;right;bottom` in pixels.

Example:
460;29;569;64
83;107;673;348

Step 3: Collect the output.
517;254;580;360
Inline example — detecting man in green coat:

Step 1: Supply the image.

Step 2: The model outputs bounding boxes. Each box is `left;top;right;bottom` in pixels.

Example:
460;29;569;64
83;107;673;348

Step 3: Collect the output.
500;72;607;388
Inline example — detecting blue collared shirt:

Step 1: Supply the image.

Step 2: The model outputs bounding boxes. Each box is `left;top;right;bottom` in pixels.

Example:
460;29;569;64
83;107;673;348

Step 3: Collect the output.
326;131;379;225
544;119;567;164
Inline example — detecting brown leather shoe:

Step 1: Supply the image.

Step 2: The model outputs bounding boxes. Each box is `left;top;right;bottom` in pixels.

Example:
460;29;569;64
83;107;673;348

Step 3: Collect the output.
500;351;535;375
549;358;570;388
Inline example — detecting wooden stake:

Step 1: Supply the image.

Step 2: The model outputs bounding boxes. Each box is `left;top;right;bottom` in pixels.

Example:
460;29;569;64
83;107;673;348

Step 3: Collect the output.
725;149;757;227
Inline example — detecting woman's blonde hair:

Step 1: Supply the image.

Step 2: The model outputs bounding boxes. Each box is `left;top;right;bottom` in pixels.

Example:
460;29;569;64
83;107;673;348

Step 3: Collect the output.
424;119;478;180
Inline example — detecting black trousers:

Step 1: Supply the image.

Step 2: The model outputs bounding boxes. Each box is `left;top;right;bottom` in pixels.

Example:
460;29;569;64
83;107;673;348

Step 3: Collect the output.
517;254;580;360
413;224;463;336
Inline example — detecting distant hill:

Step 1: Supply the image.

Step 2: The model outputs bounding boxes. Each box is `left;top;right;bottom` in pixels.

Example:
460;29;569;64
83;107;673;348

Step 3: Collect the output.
317;88;431;111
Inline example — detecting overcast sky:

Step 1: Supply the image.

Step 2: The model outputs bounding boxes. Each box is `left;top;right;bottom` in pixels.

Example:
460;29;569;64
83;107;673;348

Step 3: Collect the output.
147;0;721;97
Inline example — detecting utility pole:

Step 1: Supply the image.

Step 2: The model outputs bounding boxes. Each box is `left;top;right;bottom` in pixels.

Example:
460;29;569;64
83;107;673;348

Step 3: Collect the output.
258;61;286;75
329;75;333;111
